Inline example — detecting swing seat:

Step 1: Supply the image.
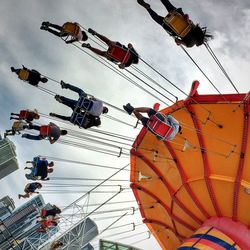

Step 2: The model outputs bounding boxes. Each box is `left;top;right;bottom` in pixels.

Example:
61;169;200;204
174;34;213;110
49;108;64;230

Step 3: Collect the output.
40;125;51;137
147;115;174;141
19;110;29;119
18;70;29;81
12;121;24;130
107;45;131;64
70;96;92;128
163;11;193;38
70;112;90;128
62;22;80;36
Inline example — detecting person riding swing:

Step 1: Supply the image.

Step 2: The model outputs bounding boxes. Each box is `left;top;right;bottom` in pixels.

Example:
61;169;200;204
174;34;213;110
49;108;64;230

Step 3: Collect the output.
10;109;40;123
50;81;108;129
82;29;139;69
123;103;181;141
11;65;48;86
40;21;88;44
21;122;67;144
137;0;213;47
25;157;54;181
4;121;29;138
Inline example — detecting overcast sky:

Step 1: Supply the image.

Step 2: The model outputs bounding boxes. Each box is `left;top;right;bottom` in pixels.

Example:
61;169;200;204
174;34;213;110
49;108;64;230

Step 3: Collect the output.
0;0;250;249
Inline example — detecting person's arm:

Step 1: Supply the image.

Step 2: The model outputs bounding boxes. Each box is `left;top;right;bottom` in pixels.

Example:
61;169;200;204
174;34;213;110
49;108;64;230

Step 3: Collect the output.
118;63;125;69
22;65;28;70
49;138;57;144
175;38;184;46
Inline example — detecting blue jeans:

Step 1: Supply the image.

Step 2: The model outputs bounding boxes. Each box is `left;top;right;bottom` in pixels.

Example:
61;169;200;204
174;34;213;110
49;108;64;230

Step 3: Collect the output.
58;83;88;110
23;124;43;140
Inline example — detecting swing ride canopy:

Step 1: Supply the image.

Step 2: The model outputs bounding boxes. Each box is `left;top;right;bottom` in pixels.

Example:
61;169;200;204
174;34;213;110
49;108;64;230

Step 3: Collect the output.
130;81;250;249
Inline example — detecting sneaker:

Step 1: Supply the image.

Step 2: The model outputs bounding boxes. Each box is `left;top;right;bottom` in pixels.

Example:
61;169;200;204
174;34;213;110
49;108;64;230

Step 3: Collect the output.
81;43;91;48
137;0;150;9
123;103;134;115
55;95;63;103
60;80;67;89
88;28;96;36
42;21;50;26
40;25;48;31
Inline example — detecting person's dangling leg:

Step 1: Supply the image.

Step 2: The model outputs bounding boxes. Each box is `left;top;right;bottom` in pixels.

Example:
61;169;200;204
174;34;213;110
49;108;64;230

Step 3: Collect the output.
138;1;164;25
45;28;61;36
48;23;63;31
89;30;113;47
28;124;41;131
22;134;43;140
82;43;107;57
160;0;176;12
60;82;87;97
49;113;71;121
55;95;77;110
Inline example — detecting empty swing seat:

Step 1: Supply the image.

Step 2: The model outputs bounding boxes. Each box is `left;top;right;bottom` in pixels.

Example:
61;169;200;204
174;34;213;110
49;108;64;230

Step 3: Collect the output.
163;11;193;38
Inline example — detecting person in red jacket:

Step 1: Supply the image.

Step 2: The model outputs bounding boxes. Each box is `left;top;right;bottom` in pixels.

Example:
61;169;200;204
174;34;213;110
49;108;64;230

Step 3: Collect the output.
123;103;181;141
82;29;139;69
10;109;40;123
21;122;67;144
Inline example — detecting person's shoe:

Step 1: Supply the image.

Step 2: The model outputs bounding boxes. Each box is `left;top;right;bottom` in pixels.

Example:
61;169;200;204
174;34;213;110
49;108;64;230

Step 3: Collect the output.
49;113;56;117
55;95;63;103
82;43;91;48
88;28;96;36
21;134;28;138
18;194;21;199
137;0;150;9
10;67;15;72
42;21;50;26
123;103;134;115
10;117;13;120
60;80;67;89
40;25;48;31
3;133;7;138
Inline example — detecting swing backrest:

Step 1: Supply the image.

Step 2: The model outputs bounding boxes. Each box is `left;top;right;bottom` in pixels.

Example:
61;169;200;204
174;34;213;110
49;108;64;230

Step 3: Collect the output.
70;96;92;128
62;22;80;36
19;110;29;119
107;45;131;64
147;114;174;140
40;125;51;137
18;69;29;81
163;11;193;38
12;121;24;130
